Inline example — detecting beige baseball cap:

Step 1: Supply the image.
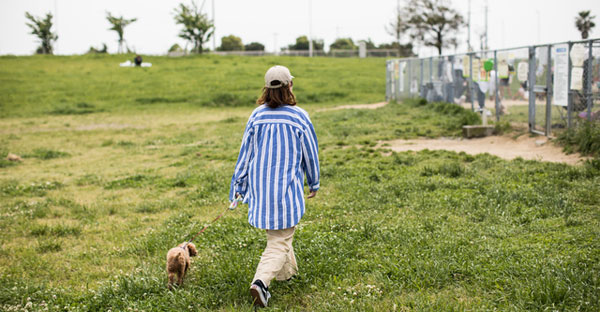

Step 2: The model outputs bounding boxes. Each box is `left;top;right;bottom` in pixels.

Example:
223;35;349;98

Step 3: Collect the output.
264;65;294;89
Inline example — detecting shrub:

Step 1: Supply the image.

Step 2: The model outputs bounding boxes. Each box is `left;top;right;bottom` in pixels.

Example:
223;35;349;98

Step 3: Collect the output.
557;121;600;157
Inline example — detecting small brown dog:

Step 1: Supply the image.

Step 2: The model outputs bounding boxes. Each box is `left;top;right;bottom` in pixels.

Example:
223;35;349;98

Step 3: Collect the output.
166;242;197;289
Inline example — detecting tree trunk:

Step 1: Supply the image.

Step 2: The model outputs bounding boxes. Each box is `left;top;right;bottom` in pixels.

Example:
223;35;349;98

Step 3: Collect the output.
437;31;443;55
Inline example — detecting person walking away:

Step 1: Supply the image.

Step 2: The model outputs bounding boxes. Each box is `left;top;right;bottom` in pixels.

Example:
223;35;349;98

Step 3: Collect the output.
229;65;320;308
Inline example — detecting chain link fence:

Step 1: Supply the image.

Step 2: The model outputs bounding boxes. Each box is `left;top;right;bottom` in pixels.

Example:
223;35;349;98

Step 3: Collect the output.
386;38;600;136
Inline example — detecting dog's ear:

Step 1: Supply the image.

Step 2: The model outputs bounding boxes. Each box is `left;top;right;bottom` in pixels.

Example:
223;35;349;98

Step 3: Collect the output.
187;243;197;257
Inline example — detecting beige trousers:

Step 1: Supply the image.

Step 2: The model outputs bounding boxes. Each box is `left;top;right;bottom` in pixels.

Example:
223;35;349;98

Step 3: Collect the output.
252;227;297;287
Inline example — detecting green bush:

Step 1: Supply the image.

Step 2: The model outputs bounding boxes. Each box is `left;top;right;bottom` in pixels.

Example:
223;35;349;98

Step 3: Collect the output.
557;121;600;157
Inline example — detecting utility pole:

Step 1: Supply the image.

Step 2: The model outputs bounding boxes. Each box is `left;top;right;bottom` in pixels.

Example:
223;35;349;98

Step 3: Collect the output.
484;0;488;50
212;0;216;51
308;0;313;57
467;0;471;51
536;10;541;44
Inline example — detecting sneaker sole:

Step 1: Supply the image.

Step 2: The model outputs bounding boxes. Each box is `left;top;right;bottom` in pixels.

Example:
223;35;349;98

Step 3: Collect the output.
250;285;267;307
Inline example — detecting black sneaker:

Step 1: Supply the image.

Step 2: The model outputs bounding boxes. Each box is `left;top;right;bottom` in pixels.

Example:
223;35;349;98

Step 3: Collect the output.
250;279;271;307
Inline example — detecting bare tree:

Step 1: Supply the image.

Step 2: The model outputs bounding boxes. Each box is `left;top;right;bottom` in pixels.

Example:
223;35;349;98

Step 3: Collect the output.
386;2;415;57
106;13;137;54
174;1;214;54
575;11;596;39
25;12;58;54
405;0;465;55
386;2;407;47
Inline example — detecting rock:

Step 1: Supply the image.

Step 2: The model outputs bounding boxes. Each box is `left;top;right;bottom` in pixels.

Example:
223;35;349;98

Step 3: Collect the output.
6;153;23;162
535;140;547;146
462;125;495;138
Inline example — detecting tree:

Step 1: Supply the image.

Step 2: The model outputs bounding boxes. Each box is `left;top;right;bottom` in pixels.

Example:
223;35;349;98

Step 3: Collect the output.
24;12;58;55
87;43;108;54
168;43;184;53
244;42;265;51
386;2;408;47
575;11;596;39
386;2;415;56
106;12;137;54
218;35;243;51
329;38;357;50
288;36;323;50
378;42;415;57
174;1;214;54
404;0;465;55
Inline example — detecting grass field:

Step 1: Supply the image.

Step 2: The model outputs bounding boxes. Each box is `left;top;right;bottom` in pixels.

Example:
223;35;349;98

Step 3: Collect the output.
0;55;599;311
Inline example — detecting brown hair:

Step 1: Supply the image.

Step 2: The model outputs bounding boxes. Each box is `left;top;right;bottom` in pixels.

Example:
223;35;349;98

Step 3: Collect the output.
256;85;297;108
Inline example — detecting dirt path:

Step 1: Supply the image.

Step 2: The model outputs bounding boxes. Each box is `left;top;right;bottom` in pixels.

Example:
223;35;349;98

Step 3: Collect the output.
315;101;588;165
316;102;388;112
380;135;588;165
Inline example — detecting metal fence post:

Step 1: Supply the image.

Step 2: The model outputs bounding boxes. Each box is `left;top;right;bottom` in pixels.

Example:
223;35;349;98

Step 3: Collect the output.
386;60;391;102
545;45;553;136
567;42;573;129
429;57;433;83
469;53;474;111
494;50;500;121
396;61;402;100
587;40;593;121
408;60;413;97
528;46;536;132
420;59;424;98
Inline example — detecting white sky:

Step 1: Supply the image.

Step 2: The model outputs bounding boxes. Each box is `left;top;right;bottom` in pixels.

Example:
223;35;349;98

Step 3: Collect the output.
1;0;599;56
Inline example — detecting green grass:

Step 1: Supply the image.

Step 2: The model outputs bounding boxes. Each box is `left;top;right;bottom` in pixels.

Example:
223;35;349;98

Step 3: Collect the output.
0;55;599;311
0;54;385;118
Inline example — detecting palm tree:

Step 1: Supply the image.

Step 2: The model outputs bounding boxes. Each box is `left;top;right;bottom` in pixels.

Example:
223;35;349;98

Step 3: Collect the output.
106;13;137;53
173;1;214;54
25;12;58;54
575;11;596;39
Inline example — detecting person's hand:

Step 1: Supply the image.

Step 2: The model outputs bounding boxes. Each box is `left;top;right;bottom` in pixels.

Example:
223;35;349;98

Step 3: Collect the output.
229;193;243;210
307;190;317;199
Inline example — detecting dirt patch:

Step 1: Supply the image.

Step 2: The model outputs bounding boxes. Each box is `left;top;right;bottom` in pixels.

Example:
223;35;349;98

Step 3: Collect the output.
380;135;589;165
317;102;388;112
316;101;585;165
458;98;533;116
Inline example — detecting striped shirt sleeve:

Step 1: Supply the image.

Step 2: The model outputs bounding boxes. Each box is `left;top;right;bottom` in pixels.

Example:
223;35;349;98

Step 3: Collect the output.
229;115;255;201
301;117;320;191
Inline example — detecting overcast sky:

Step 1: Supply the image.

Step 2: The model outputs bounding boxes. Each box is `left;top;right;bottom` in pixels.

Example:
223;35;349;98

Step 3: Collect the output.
1;0;599;56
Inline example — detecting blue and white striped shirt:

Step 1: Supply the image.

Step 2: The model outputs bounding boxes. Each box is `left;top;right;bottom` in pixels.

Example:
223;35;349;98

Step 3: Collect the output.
229;104;320;230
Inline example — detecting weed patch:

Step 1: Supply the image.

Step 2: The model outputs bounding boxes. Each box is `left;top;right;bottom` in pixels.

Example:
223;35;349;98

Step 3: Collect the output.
135;96;189;105
0;180;63;197
49;102;103;115
201;92;255;107
30;224;82;237
24;148;70;160
557;120;600;157
103;174;154;189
